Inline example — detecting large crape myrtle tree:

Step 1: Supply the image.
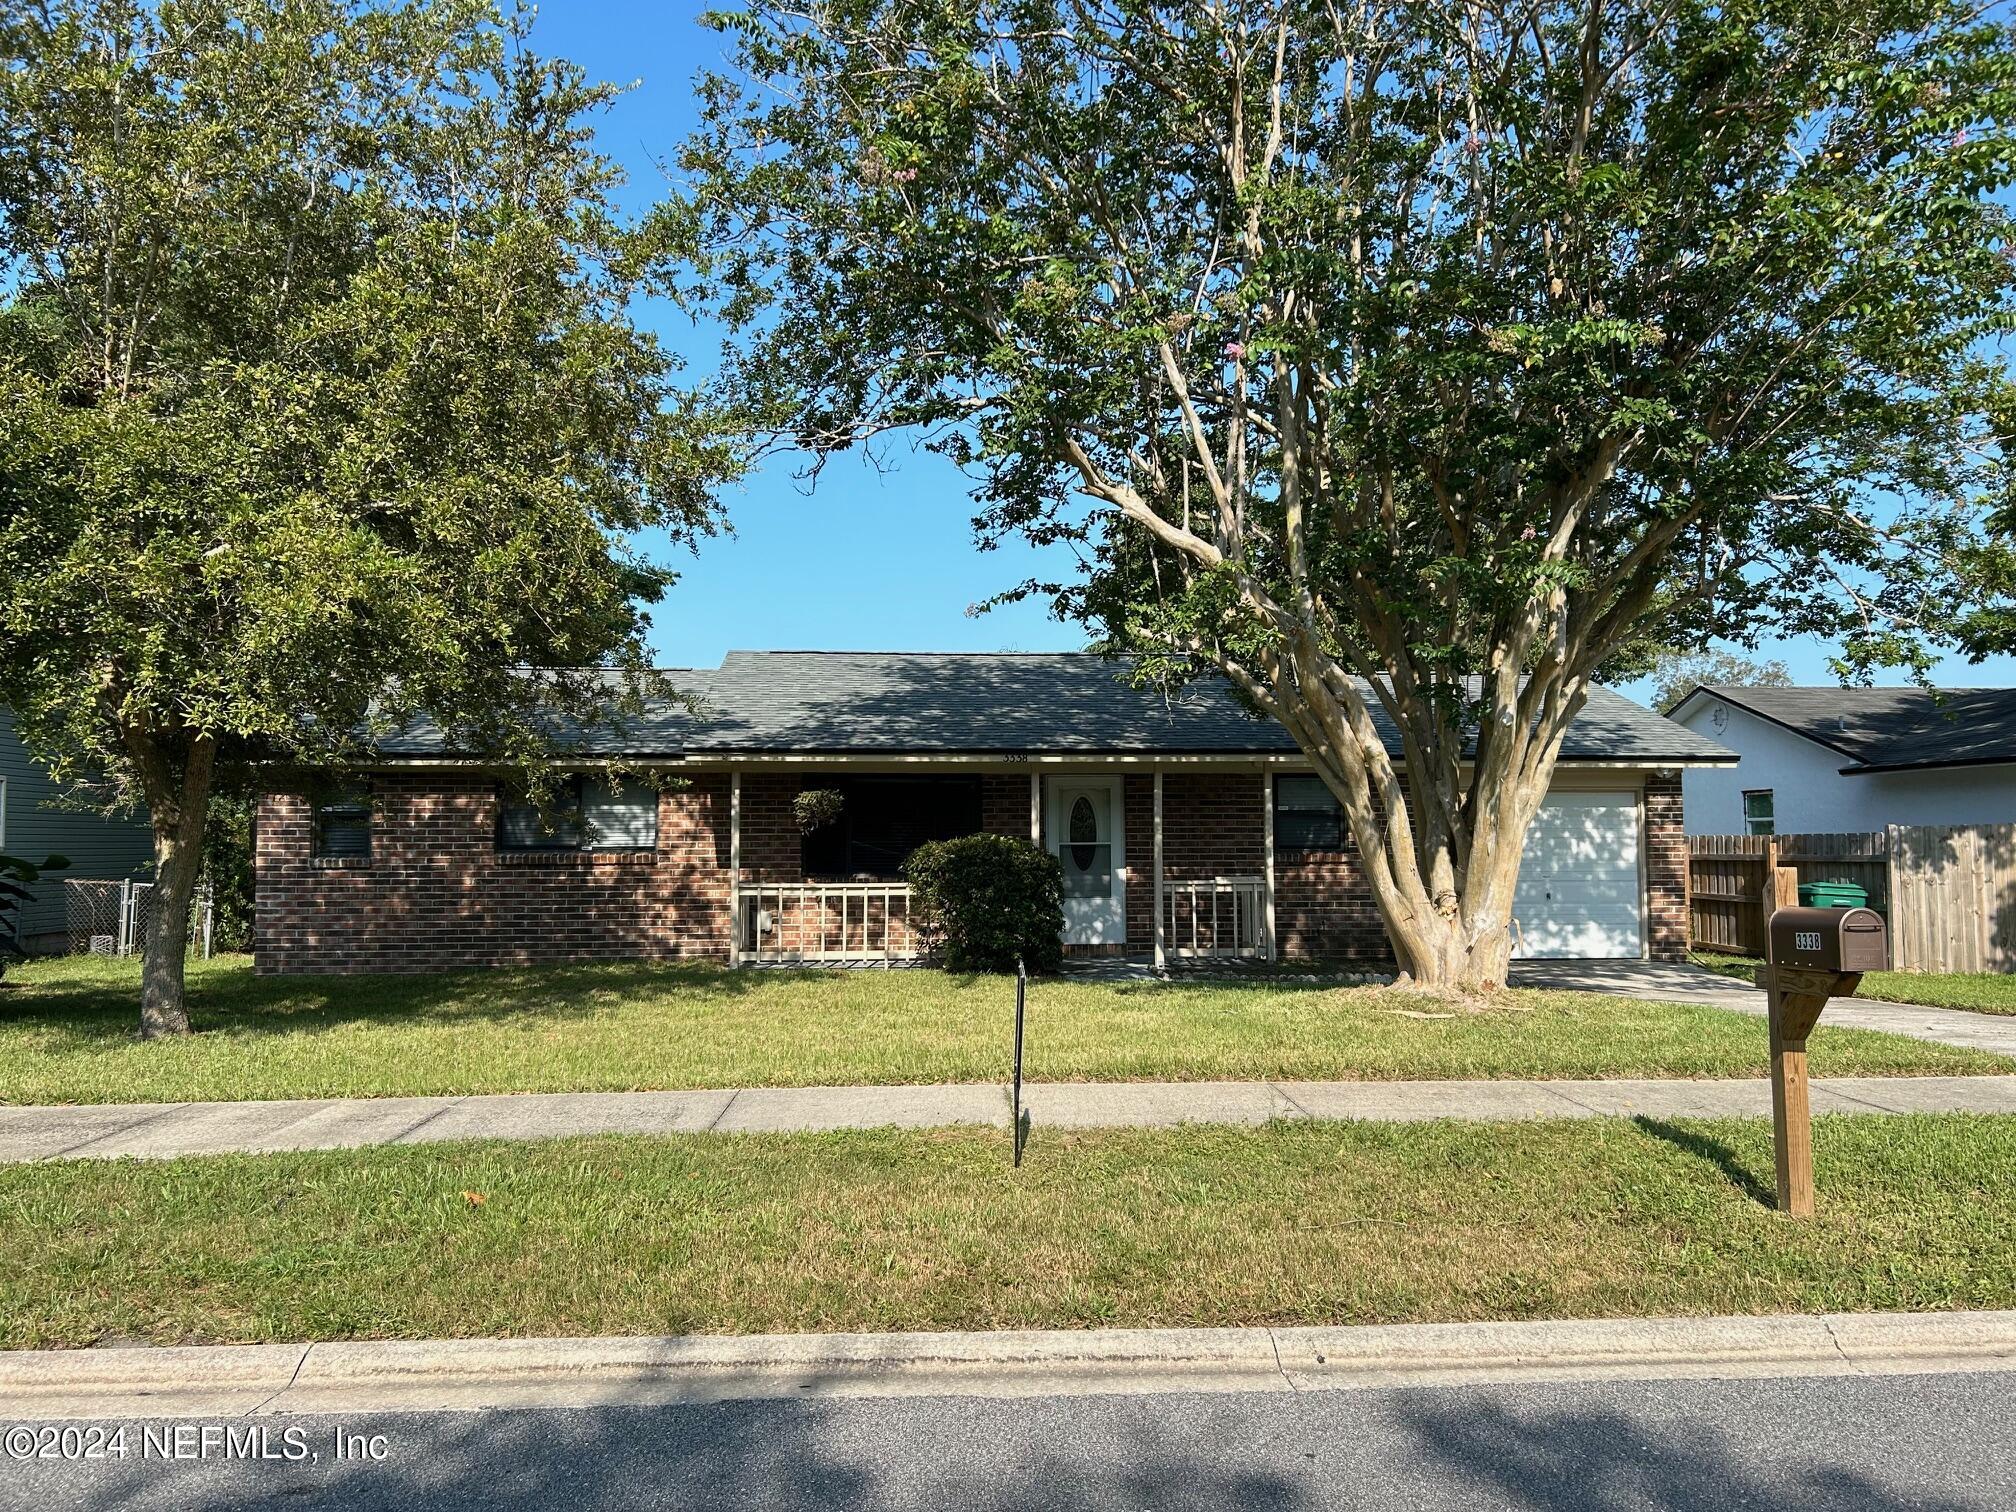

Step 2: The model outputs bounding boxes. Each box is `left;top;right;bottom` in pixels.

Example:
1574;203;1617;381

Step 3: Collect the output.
679;0;2016;986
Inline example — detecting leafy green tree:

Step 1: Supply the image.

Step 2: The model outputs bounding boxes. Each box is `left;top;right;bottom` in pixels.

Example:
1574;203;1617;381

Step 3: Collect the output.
1648;648;1794;715
681;0;2016;986
0;0;734;1034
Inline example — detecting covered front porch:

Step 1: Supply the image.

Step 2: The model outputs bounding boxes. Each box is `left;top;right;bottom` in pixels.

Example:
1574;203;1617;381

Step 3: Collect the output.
722;766;1279;967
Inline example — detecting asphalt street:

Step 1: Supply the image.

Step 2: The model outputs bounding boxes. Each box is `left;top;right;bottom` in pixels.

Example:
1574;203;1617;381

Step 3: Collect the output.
5;1368;2013;1511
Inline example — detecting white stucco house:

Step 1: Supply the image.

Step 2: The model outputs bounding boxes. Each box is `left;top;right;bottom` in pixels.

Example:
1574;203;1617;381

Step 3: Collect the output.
1667;685;2016;835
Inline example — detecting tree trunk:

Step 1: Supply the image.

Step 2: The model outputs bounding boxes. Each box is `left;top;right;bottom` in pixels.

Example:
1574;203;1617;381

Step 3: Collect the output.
1381;869;1520;991
1351;755;1552;994
135;736;215;1039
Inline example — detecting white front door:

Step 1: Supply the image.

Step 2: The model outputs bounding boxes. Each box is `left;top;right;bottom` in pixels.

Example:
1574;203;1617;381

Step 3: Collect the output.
1047;777;1126;945
1511;789;1644;959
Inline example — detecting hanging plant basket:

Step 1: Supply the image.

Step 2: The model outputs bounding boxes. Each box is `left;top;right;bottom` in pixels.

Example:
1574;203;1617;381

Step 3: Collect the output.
792;787;846;834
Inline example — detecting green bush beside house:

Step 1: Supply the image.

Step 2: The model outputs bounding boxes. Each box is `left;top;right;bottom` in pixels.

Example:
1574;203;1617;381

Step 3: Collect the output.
905;834;1066;974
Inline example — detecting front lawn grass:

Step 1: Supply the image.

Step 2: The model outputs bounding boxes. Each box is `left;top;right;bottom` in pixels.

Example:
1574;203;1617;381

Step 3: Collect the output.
1692;951;2016;1016
0;956;2002;1106
4;1113;2013;1348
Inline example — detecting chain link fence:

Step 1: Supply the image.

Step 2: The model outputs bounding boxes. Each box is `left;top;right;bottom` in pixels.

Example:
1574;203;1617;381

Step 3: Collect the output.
63;879;215;959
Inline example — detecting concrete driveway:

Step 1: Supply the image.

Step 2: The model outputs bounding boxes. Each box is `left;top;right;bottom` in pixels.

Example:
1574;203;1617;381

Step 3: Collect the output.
1509;959;2016;1060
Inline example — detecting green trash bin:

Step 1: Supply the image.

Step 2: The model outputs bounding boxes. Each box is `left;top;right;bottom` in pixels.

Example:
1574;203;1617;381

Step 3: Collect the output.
1799;880;1869;909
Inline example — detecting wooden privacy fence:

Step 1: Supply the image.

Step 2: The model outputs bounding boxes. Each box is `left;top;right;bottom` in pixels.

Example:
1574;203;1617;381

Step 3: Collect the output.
1888;824;2016;974
1688;824;2016;972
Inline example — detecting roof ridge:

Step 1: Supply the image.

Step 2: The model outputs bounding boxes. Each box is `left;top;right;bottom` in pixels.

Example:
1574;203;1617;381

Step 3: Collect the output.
732;649;1107;658
1705;683;2014;694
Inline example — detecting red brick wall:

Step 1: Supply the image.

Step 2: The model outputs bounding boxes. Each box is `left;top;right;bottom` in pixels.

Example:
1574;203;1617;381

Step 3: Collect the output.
256;766;1689;973
1644;769;1688;961
255;773;731;974
738;773;804;881
982;774;1033;842
1122;776;1153;950
1275;843;1393;964
1160;773;1266;878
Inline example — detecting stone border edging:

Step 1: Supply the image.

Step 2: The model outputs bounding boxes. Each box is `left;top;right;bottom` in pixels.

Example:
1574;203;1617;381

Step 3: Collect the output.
4;1311;2015;1420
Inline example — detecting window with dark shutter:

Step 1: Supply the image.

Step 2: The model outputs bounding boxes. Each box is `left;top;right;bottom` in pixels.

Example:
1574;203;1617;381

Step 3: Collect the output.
313;785;373;859
1273;775;1345;851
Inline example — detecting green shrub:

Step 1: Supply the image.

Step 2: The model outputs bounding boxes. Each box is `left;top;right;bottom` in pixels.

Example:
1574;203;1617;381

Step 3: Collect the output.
202;795;255;953
904;833;1065;974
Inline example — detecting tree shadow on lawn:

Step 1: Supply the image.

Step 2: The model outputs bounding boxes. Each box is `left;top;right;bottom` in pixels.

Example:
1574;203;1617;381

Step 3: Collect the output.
0;959;767;1046
1;956;1365;1061
1632;1116;1775;1207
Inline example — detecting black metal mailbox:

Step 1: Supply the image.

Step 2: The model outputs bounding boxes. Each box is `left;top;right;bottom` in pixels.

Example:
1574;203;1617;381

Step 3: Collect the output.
1768;906;1889;974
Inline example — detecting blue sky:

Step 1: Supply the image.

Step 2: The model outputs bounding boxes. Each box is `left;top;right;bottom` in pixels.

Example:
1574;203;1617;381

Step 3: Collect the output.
538;1;2016;701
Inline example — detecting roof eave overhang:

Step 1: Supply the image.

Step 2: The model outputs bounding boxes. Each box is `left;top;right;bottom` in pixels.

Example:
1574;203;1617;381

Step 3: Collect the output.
352;751;1738;770
1837;754;2016;776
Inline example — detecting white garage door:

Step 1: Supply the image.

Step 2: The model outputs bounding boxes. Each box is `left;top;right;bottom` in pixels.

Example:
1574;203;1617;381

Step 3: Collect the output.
1510;790;1643;959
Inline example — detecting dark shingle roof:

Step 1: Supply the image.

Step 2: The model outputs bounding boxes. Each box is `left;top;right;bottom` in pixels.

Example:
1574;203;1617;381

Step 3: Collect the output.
379;652;1732;763
1683;685;2016;773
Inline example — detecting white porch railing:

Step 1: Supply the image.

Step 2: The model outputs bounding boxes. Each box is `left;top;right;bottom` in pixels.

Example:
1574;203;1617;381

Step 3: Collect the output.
1163;876;1271;960
736;882;922;964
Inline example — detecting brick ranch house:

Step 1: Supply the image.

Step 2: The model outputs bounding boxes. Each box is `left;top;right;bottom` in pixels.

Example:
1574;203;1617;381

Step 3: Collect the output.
255;652;1735;974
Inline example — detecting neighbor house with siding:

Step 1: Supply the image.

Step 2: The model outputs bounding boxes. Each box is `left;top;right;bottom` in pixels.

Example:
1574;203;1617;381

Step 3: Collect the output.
0;710;156;952
255;652;1735;974
1668;685;2016;836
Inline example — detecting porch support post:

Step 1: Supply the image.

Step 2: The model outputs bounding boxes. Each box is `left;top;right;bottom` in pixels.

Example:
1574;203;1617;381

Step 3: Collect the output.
1029;772;1040;845
1153;770;1165;971
728;770;742;967
1261;769;1277;961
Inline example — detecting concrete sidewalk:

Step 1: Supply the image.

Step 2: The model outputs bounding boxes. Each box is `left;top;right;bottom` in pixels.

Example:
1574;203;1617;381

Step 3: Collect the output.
1510;959;2016;1059
6;1072;2016;1164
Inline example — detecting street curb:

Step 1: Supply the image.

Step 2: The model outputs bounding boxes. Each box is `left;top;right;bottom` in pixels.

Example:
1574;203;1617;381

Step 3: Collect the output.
4;1311;2016;1419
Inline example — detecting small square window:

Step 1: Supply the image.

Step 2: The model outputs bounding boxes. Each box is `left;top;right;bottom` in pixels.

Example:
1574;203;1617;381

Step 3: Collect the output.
1275;775;1346;851
1743;790;1775;837
313;785;373;859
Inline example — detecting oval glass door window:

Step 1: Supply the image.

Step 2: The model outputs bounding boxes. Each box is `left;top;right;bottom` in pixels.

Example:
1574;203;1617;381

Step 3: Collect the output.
1061;794;1111;898
1069;796;1097;870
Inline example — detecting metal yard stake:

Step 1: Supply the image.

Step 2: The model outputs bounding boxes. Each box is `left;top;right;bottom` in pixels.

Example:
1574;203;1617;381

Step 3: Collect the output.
1012;957;1028;1166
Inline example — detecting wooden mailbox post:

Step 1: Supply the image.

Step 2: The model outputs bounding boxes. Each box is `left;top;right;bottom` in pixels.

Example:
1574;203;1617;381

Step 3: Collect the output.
1765;906;1891;1216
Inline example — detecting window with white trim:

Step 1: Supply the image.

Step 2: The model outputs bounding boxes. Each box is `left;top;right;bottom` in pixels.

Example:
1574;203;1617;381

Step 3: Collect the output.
1743;789;1775;837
